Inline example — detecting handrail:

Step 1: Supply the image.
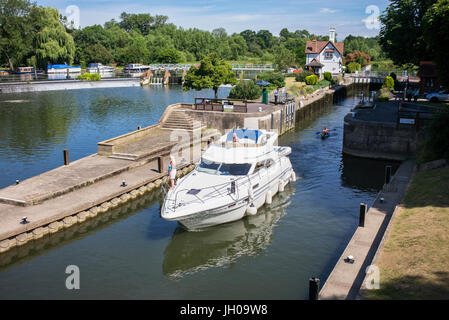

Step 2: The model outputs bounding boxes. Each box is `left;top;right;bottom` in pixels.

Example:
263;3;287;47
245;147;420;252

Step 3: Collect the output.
166;154;286;211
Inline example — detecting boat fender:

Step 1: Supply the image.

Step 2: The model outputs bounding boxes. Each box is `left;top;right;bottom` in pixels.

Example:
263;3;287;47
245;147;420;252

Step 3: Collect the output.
291;171;296;182
246;203;257;216
265;190;272;204
279;179;285;192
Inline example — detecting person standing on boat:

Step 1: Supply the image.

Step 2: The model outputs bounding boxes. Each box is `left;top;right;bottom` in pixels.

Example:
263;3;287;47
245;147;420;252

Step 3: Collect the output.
168;156;177;189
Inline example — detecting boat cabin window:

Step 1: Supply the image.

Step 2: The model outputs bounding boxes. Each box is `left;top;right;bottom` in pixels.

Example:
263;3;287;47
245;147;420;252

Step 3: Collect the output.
197;159;251;176
253;161;265;174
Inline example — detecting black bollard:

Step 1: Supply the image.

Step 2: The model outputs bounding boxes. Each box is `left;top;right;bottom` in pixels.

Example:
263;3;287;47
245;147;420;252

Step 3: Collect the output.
359;203;367;227
63;149;69;166
385;165;392;185
309;277;320;300
137;126;141;130
158;156;164;173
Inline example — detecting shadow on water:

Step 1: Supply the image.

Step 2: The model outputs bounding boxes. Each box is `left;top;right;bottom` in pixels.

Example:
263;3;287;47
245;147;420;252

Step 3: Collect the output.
340;154;401;192
162;184;295;280
0;188;164;272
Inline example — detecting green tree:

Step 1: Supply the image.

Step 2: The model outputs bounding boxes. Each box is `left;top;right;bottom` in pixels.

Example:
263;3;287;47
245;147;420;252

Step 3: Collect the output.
122;33;149;64
228;80;262;100
423;0;449;88
274;47;296;72
0;0;34;71
30;6;75;68
183;53;237;98
257;71;285;88
379;0;437;66
83;44;114;64
152;47;185;63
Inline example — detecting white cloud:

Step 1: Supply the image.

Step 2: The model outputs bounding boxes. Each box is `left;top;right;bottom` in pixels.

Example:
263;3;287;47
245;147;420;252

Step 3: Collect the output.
319;8;338;14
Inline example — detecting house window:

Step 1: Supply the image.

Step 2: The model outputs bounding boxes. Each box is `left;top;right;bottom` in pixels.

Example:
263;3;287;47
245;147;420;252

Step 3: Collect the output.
325;52;333;59
425;78;434;88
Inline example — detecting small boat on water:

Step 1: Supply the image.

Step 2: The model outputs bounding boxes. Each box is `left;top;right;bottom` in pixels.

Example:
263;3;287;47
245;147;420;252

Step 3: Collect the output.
320;132;330;139
47;64;81;74
161;129;296;230
15;67;44;75
123;63;150;77
86;63;115;74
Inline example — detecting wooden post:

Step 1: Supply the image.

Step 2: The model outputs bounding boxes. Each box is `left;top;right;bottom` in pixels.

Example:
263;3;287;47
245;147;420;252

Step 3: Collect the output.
158;156;164;173
359;203;367;227
63;149;69;166
309;277;320;300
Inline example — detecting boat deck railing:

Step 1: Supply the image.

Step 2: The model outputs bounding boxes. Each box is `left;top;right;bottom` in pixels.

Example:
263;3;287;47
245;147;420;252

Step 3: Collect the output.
165;154;287;212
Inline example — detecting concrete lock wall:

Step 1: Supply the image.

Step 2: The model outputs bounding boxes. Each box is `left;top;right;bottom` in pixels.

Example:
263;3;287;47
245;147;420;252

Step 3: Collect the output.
343;117;419;160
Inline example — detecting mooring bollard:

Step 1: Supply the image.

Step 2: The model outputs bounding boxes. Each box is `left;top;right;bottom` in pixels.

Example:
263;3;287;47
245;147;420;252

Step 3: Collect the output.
385;165;392;185
359;203;367;227
309;277;320;300
63;149;69;166
158;156;164;173
137;126;141;130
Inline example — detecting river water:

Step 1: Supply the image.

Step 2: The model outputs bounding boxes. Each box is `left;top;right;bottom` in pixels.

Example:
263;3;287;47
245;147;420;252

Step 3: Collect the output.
0;86;398;299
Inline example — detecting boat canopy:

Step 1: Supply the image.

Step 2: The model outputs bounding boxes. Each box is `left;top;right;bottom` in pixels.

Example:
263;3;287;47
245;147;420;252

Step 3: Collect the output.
47;64;69;69
226;129;263;143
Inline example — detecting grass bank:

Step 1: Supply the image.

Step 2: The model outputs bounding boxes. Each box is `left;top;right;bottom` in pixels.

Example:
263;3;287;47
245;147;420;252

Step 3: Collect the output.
363;166;449;299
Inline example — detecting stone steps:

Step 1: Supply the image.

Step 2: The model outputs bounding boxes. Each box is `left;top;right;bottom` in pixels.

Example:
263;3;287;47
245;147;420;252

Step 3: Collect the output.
161;111;203;131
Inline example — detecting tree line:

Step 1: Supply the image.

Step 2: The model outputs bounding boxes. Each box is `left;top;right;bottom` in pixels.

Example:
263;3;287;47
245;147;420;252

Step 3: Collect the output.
0;0;384;72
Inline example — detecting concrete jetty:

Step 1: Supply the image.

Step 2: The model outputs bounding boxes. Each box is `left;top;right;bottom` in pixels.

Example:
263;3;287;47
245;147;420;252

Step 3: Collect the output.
319;159;415;299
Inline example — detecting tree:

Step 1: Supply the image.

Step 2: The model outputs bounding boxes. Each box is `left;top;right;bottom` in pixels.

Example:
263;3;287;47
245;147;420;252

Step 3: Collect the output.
379;0;437;66
30;6;75;68
274;47;296;72
257;71;285;88
122;33;149;64
228;80;262;100
423;0;449;88
0;0;34;71
152;47;185;63
83;44;114;64
183;53;237;98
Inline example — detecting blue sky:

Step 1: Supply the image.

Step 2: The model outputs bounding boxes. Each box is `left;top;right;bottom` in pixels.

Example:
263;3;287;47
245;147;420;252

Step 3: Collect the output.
37;0;390;38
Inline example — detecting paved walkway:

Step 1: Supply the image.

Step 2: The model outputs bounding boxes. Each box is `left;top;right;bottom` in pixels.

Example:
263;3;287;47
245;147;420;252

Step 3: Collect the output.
319;160;415;300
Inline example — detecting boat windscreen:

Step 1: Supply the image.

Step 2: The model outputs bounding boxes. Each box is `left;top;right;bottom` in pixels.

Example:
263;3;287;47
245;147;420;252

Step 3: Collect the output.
197;159;251;176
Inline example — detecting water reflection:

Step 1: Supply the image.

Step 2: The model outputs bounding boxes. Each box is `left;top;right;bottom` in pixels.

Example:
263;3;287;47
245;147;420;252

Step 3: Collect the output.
162;184;295;279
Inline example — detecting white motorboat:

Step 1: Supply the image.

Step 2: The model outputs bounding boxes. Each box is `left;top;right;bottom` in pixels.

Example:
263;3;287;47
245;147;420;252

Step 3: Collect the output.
123;63;150;77
161;129;296;230
86;63;115;74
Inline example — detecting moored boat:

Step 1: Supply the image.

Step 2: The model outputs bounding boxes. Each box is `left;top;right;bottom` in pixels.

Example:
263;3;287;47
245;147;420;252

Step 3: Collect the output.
161;129;296;230
123;63;150;77
47;64;81;74
86;63;115;74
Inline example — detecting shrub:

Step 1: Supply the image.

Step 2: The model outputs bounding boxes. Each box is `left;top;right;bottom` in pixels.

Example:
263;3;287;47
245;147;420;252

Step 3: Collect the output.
305;74;318;85
257;71;285;89
77;73;101;81
295;70;314;82
421;109;449;161
382;76;395;90
375;88;392;101
228;80;262;100
346;62;361;72
323;72;332;82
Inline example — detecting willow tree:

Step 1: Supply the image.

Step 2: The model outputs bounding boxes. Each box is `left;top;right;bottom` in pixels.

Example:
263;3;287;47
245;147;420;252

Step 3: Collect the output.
183;53;237;99
30;6;75;67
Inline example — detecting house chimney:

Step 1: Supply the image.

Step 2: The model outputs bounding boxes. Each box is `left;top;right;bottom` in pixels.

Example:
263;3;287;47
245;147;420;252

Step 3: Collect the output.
329;27;336;43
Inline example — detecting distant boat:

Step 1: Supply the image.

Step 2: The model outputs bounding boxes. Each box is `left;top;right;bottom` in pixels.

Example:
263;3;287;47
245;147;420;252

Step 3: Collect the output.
86;63;115;74
15;67;44;75
123;64;150;77
47;64;81;74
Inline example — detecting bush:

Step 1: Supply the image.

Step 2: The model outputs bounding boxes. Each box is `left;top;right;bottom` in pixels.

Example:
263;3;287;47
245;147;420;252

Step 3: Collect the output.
346;62;361;72
228;80;262;100
375;88;392;101
295;70;314;82
420;109;449;162
77;73;101;81
305;74;318;85
382;76;395;90
324;72;332;82
257;71;285;89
